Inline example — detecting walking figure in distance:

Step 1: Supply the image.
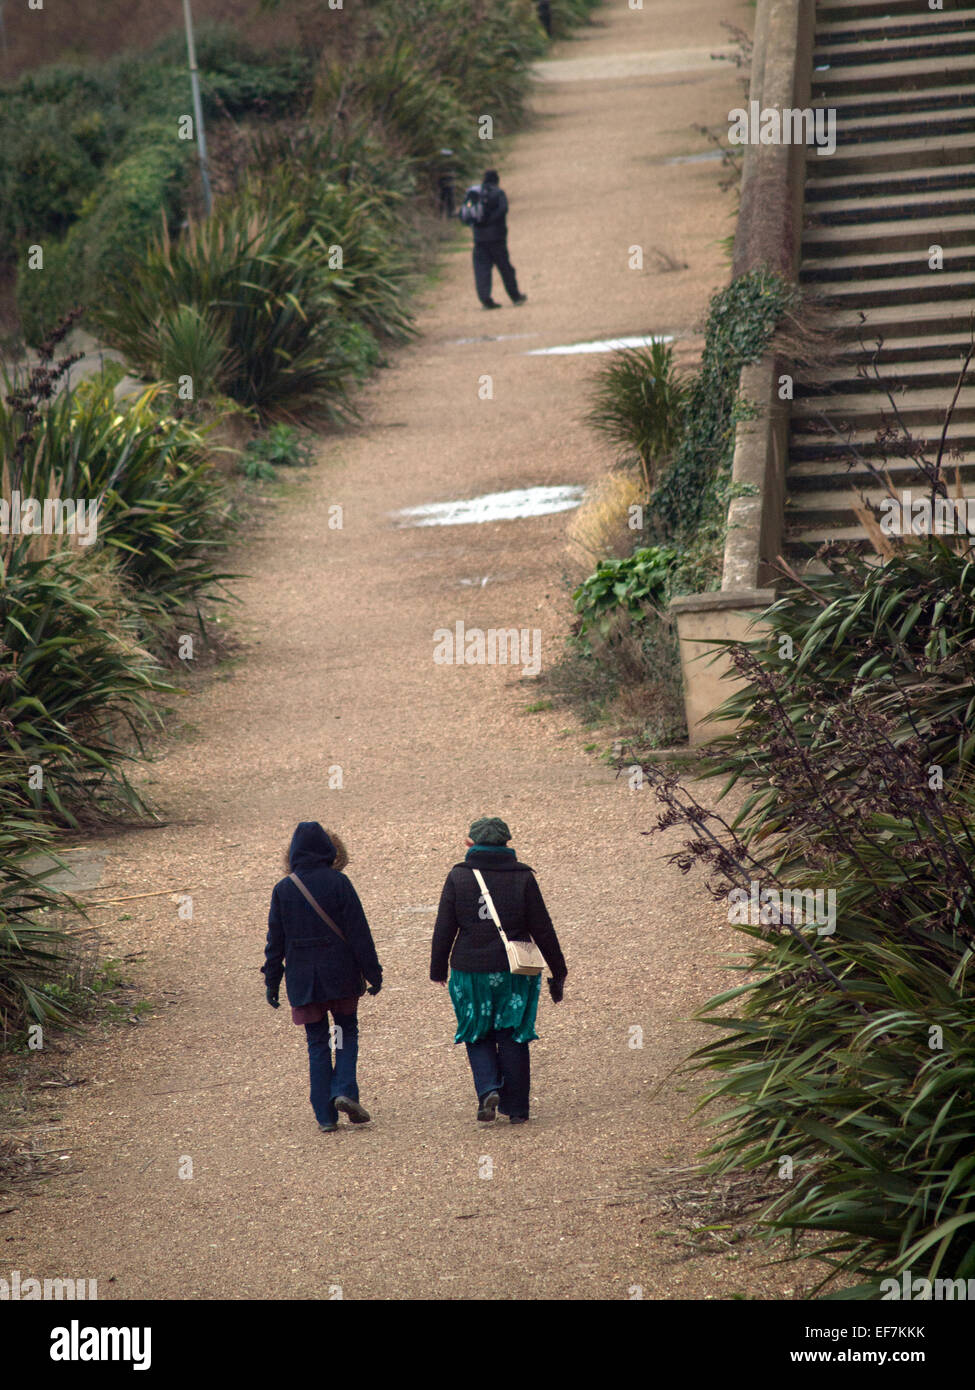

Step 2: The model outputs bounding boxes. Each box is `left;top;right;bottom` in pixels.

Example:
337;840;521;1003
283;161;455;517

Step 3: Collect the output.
430;817;566;1124
263;822;382;1132
459;169;527;310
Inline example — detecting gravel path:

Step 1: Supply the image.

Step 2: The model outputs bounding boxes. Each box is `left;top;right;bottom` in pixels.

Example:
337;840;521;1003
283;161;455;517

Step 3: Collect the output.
5;1;802;1300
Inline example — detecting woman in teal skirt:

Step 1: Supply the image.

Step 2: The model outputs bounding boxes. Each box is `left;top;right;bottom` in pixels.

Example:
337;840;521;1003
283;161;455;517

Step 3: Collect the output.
430;817;567;1124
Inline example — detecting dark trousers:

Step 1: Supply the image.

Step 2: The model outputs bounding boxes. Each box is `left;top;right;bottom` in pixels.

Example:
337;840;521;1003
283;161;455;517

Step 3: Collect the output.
473;239;521;306
536;1;552;36
306;1007;359;1126
465;1027;531;1119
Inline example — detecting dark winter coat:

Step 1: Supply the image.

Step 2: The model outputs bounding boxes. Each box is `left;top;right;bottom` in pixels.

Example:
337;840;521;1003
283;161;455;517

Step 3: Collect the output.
473;186;509;243
263;822;382;1007
430;848;567;981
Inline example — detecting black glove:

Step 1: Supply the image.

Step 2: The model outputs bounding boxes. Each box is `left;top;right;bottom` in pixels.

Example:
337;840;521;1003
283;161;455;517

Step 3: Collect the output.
547;976;564;1004
367;981;382;996
266;985;280;1009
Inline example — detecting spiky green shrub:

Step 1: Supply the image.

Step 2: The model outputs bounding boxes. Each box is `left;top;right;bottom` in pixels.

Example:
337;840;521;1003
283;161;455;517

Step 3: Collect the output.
0;548;170;827
316;38;479;175
549;0;603;37
586;341;688;494
1;372;234;624
0;769;74;1037
373;0;547;130
254;161;416;347
643;543;975;1294
93;201;365;422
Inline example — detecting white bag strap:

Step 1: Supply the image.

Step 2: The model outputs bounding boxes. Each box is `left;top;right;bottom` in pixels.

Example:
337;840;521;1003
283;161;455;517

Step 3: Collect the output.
471;868;511;948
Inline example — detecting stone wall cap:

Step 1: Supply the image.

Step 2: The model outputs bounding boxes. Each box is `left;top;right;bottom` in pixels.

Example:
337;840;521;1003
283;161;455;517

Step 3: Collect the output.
669;588;777;614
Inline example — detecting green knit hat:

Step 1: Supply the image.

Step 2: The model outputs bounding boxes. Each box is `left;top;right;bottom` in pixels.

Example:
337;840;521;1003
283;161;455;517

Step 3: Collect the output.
469;816;512;846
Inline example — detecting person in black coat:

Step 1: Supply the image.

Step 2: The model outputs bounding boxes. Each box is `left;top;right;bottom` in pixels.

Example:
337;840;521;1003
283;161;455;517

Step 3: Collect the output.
431;817;566;1124
470;169;527;310
263;822;382;1132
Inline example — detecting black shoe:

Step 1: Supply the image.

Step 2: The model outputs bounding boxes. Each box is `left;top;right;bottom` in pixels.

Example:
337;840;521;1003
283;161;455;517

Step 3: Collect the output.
477;1090;500;1122
509;1116;528;1125
481;300;502;310
318;1121;339;1132
335;1096;371;1124
511;293;527;305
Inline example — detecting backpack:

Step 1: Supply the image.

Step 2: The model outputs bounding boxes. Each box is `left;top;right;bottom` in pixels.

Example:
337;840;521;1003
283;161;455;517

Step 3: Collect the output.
458;184;485;225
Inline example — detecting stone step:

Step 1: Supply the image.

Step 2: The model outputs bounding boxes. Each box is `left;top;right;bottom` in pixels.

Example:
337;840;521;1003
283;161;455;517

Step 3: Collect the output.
830;107;975;145
824;83;974;119
792;385;975;427
829;332;975;365
807;185;975;224
784;525;872;556
829;299;975;340
812;133;975;178
784;486;975;534
809;269;975;309
801;245;975;282
788;455;975;489
812;54;975;96
813;30;975;68
817;0;965;14
803;213;975;257
816;8;975;44
805;162;975;202
797;358;975;396
790;420;975;463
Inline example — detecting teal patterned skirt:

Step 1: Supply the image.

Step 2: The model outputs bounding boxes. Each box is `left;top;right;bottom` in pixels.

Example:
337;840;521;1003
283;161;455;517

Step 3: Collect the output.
449;968;541;1044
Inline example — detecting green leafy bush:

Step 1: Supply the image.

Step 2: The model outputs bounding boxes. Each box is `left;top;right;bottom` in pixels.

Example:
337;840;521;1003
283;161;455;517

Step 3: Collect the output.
16;137;190;347
573;546;678;642
243;424;315;473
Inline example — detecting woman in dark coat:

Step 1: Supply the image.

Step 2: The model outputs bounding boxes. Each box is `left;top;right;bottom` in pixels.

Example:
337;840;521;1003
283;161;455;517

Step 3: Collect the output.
263;822;382;1132
430;816;566;1124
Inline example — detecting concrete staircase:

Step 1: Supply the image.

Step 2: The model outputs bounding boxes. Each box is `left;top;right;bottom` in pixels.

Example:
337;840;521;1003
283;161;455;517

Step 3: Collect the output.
784;0;975;562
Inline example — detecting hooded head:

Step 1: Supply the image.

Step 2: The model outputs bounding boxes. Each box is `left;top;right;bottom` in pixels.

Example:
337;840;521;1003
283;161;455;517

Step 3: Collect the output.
287;821;345;873
482;169;500;187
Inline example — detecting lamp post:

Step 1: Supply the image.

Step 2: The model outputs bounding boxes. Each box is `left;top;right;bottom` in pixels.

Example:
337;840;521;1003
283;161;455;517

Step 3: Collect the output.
182;0;213;216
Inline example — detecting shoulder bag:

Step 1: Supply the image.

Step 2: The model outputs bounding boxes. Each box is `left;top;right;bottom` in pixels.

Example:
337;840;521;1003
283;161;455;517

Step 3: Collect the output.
471;868;545;976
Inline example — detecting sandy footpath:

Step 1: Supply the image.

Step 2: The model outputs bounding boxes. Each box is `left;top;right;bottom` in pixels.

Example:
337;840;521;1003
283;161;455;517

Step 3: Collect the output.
4;1;804;1300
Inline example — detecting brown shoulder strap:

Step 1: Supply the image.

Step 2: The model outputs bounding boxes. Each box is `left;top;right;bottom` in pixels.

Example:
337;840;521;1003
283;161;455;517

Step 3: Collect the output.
288;872;347;942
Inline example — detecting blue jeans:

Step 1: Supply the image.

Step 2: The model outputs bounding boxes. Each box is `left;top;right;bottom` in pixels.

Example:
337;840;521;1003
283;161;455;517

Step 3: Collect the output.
465;1027;531;1119
306;1009;359;1126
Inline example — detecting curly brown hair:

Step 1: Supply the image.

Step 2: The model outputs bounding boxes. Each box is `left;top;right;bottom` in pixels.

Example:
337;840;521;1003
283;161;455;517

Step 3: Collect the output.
282;829;349;873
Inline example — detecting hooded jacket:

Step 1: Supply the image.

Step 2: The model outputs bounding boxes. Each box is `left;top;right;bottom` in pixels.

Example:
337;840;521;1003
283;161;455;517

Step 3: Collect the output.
263;822;382;1006
430;848;567;981
473;185;509;243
